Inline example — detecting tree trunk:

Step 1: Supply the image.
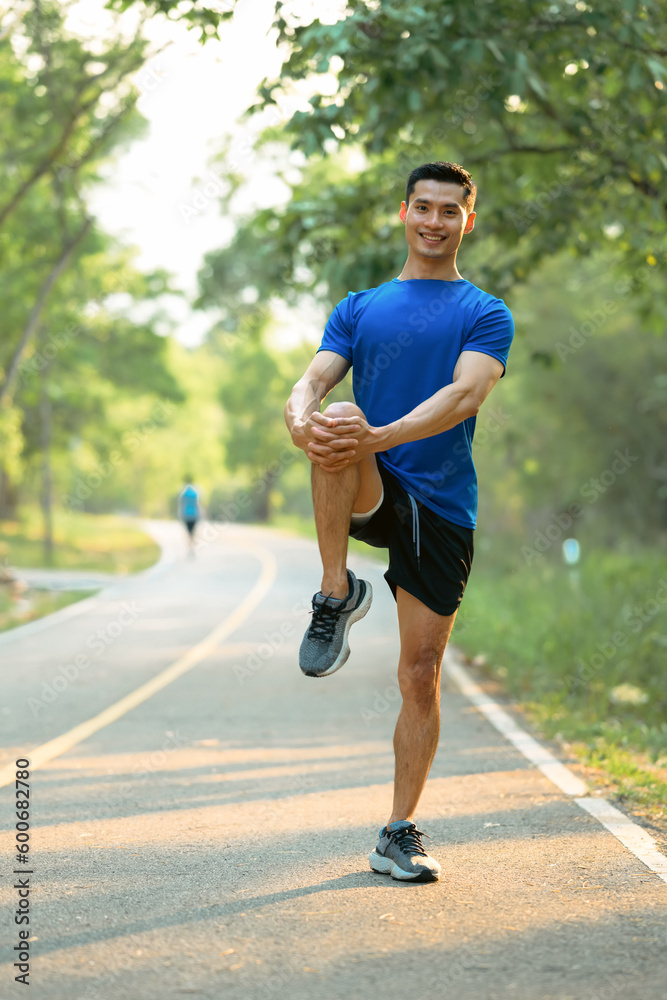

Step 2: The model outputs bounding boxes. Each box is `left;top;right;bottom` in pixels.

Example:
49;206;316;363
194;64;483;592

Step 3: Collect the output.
0;469;19;520
39;358;54;564
255;467;278;523
0;215;92;406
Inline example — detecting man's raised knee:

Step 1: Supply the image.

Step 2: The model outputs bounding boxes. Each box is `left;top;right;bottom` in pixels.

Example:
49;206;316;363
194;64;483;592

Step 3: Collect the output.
322;401;366;420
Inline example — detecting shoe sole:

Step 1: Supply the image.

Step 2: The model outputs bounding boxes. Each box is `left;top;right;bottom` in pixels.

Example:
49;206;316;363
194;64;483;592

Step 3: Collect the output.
368;849;440;883
301;581;373;678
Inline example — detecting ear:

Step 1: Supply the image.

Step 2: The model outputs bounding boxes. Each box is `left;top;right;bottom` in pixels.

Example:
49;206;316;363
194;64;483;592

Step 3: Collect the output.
399;201;407;223
463;211;476;235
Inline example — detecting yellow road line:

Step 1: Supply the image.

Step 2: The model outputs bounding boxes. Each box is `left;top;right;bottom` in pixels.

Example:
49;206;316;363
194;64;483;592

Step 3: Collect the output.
0;542;277;788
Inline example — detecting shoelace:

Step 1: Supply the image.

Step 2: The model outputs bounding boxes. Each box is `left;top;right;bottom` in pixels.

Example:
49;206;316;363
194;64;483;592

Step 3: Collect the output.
306;595;342;642
388;824;431;857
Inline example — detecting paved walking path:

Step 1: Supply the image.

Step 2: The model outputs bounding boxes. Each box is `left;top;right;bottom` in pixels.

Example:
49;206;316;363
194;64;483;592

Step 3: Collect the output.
0;523;665;999
13;569;119;591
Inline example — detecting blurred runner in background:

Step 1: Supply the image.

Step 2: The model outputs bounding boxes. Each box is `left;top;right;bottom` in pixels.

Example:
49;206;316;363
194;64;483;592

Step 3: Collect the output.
178;479;200;552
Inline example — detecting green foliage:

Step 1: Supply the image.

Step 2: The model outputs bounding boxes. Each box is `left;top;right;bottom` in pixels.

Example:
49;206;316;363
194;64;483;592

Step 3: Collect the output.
0;2;186;520
198;153;408;311
454;543;667;811
448;247;667;804
210;315;296;521
206;0;665;318
219;327;289;474
0;507;160;572
104;0;236;42
473;251;667;541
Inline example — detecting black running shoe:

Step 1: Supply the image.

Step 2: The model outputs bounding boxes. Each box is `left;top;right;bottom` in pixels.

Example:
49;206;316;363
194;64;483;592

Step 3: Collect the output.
299;569;372;677
369;820;441;882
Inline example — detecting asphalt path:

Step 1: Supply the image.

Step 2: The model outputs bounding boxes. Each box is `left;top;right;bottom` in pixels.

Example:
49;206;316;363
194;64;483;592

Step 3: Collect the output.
0;522;665;1000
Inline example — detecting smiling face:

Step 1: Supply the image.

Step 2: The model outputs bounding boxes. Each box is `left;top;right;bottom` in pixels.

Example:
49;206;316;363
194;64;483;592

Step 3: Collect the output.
400;179;475;261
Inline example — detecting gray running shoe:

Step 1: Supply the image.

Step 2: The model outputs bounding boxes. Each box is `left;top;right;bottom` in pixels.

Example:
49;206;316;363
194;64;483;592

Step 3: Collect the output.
369;820;441;882
299;569;372;677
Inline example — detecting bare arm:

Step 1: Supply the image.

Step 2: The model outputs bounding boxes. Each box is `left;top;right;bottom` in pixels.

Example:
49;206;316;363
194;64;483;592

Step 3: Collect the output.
284;350;351;453
310;351;505;470
379;350;505;449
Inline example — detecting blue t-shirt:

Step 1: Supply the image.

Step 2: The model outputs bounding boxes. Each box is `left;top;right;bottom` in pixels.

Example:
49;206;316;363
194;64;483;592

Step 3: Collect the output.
179;485;199;520
318;277;514;528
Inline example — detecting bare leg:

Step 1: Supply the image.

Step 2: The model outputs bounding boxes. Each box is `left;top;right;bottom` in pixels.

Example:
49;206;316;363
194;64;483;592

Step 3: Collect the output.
311;402;382;600
389;586;457;825
312;461;359;599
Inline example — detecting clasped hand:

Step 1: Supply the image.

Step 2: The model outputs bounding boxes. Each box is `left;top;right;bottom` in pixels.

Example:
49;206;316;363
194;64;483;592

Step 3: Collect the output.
294;412;377;472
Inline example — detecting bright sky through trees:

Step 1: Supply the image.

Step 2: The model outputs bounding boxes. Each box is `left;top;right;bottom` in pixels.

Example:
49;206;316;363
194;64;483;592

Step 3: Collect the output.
60;0;346;345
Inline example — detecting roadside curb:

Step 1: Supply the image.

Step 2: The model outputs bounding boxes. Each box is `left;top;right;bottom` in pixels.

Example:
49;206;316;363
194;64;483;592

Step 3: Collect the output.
445;649;667;884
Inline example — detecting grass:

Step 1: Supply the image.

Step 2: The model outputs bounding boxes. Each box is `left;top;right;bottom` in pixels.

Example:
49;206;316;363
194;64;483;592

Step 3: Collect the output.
454;544;667;827
272;512;667;827
0;586;92;634
0;507;160;574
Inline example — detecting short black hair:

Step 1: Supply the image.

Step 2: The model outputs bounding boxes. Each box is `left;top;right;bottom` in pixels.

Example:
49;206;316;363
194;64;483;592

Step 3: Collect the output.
405;161;477;214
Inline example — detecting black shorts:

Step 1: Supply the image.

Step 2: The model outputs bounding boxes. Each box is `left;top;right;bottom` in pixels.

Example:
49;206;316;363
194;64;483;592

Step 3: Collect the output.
349;459;474;617
184;519;197;536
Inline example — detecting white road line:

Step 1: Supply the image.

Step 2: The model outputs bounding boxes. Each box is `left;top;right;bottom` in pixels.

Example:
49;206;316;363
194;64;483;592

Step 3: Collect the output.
444;657;587;796
0;542;277;789
444;651;667;885
576;797;667;878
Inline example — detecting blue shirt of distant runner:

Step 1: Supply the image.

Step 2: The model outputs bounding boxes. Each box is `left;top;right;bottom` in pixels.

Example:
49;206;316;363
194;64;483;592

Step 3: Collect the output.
179;485;199;520
318;278;515;529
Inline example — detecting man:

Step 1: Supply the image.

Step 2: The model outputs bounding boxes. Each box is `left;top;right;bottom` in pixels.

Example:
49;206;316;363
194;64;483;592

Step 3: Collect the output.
284;162;514;883
178;479;200;550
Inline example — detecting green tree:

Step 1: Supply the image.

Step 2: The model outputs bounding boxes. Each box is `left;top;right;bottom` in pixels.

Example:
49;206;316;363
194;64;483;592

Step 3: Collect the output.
200;0;665;321
211;314;294;522
0;1;183;532
472;251;667;545
0;0;151;402
105;0;235;42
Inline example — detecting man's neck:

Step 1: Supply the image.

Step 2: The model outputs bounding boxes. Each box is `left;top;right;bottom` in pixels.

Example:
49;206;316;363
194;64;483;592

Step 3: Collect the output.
397;251;462;282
